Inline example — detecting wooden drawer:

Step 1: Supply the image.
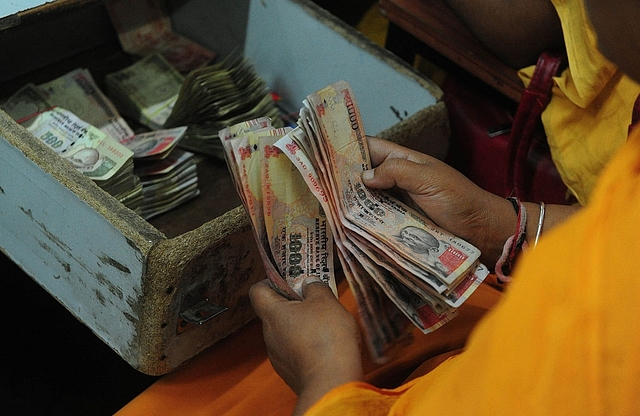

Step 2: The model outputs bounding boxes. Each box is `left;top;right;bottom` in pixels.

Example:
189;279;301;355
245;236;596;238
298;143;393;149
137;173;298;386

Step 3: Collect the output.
0;0;448;375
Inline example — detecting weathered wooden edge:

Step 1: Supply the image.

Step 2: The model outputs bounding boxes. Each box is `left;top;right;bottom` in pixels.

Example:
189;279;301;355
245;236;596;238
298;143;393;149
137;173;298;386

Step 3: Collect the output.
292;0;444;102
377;101;450;159
0;111;164;248
136;206;263;374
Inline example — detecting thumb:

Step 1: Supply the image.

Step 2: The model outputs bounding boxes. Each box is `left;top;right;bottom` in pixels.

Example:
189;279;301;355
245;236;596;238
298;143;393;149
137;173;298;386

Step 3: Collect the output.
362;158;430;194
301;276;335;300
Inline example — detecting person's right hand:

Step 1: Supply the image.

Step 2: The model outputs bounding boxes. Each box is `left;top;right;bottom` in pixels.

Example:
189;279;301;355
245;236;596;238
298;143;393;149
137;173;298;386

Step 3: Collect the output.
249;277;363;415
363;136;517;264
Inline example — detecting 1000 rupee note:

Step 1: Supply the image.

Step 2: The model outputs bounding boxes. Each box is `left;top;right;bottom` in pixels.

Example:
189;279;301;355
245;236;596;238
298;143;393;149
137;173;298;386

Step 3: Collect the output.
276;129;446;351
260;136;336;297
347;237;458;333
296;104;455;296
227;127;291;237
220;121;301;300
280;82;489;358
305;81;480;287
225;82;489;361
219;118;274;204
275;130;408;361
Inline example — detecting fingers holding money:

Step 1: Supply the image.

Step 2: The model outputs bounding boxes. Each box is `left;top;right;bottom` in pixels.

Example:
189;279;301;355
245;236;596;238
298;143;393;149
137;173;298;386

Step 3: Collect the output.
249;277;363;403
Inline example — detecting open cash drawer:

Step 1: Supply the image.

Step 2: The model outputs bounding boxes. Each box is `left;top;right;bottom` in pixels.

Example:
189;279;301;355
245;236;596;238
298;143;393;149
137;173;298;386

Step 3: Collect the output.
0;0;448;375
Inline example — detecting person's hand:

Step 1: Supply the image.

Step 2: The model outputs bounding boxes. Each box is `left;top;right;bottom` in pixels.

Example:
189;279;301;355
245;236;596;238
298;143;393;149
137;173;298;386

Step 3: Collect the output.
363;136;517;264
249;277;363;415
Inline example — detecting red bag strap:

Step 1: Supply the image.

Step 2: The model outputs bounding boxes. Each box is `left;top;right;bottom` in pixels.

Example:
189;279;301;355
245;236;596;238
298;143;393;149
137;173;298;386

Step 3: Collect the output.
507;52;565;199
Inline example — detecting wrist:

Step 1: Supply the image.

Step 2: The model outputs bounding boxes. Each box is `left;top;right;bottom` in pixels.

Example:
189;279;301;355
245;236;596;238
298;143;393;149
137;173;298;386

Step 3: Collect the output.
522;202;544;247
294;361;363;416
478;195;519;265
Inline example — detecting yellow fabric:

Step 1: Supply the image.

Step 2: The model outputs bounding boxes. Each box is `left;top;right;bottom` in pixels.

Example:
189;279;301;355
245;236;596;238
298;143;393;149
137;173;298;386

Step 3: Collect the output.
306;127;640;415
518;0;640;206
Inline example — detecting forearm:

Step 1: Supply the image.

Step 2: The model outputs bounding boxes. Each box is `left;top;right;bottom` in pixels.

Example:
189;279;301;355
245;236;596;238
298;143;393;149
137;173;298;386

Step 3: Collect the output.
442;0;565;67
521;202;580;248
480;197;580;266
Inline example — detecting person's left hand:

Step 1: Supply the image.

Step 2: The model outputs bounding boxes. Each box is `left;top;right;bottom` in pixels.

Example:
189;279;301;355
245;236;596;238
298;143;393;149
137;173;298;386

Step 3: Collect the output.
249;277;363;415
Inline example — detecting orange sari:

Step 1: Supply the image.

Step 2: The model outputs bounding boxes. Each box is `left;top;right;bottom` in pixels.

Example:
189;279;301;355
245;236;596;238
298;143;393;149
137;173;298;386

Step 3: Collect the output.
306;128;640;415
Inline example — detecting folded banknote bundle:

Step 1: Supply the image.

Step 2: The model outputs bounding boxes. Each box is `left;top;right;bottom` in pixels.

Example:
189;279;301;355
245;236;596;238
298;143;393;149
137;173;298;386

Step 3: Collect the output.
220;81;487;360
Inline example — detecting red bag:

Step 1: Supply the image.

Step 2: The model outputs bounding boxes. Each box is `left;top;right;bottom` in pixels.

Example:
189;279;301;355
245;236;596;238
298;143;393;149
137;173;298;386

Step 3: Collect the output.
443;52;575;205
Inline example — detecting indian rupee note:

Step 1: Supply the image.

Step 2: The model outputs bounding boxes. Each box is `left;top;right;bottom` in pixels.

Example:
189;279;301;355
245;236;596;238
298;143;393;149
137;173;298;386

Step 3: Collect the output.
305;81;480;287
221;122;300;300
26;107;133;181
105;0;215;73
120;126;187;159
1;83;53;126
38;68;134;141
275;131;408;361
260;135;336;297
105;53;184;130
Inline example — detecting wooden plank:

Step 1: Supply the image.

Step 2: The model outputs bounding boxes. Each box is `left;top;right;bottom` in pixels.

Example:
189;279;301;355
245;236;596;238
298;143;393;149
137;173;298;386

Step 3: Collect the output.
379;0;523;102
0;109;164;365
0;0;450;375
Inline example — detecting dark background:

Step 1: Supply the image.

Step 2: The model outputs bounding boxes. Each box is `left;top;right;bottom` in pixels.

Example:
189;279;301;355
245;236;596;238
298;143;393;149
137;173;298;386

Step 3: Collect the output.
4;1;376;414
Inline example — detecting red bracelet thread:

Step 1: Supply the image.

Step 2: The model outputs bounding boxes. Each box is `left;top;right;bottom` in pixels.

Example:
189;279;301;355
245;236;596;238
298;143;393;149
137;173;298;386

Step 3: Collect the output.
495;197;528;283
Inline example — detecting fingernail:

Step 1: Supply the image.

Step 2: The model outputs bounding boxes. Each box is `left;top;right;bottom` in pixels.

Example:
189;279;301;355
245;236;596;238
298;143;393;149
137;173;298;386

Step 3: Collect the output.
303;275;323;286
362;169;374;182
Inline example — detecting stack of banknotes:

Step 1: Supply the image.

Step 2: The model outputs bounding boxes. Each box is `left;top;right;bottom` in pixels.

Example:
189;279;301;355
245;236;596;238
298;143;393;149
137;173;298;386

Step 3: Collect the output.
121;128;200;220
1;67;200;217
105;53;184;131
220;81;488;360
164;55;283;159
1;71;143;211
104;53;282;160
24;107;142;210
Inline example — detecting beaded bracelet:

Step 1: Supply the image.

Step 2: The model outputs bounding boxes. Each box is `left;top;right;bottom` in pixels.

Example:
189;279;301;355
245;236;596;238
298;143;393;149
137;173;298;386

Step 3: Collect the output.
495;197;528;283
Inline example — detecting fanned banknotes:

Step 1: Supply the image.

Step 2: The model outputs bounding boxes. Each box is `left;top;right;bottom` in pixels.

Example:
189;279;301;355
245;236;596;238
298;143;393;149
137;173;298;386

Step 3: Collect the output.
220;119;336;299
166;56;283;159
220;81;488;361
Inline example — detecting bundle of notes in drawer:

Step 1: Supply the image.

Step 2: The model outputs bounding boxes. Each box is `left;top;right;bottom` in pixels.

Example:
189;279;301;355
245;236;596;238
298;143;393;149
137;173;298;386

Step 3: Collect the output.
1;74;144;212
219;81;488;360
23;106;143;210
1;66;200;218
164;55;283;159
123;128;200;220
104;52;282;160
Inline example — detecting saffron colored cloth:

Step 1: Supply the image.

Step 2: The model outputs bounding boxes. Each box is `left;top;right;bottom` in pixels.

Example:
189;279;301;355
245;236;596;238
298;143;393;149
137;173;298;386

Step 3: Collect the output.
305;128;640;415
116;274;503;416
518;0;640;205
